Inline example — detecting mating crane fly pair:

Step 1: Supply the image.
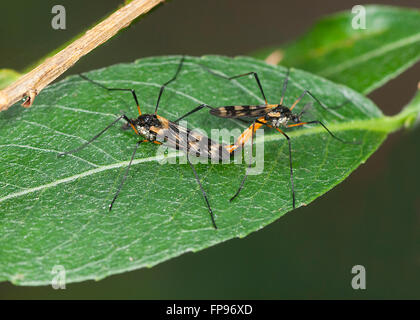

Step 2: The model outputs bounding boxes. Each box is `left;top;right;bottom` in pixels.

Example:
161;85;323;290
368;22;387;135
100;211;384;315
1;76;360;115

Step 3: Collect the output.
58;56;356;229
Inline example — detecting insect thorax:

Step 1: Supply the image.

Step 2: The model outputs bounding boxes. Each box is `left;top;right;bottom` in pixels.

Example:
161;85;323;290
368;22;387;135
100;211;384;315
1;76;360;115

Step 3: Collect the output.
266;105;292;128
136;126;156;141
269;117;289;128
133;114;162;141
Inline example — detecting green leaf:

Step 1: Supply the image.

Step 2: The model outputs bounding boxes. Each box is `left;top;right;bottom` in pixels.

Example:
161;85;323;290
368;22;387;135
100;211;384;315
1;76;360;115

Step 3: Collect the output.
0;55;416;285
0;69;21;90
253;5;420;94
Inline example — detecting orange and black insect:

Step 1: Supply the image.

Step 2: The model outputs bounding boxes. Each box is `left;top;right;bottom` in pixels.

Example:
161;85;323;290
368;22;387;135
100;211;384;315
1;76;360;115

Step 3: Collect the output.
58;57;229;229
176;65;357;209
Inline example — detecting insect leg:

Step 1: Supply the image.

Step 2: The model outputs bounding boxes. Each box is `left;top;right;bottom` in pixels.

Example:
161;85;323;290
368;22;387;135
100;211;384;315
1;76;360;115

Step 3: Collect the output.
230;119;296;208
109;140;146;211
275;128;295;209
279;68;290;105
230;121;256;202
186;151;217;229
194;63;268;104
174;104;214;122
154;56;186;114
175;103;252;128
58;114;133;156
287;121;359;144
78;74;142;115
228;72;268;104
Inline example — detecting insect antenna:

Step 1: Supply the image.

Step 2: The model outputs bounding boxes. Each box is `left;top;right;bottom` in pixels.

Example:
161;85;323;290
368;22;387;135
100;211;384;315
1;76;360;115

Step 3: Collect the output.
297;103;313;118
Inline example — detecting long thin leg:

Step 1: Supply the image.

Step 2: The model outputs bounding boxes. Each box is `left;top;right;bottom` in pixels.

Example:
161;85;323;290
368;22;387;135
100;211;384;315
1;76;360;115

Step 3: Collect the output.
279;69;290;105
154;56;186;114
289;90;309;111
230;121;256;202
275;128;295;209
109;140;145;211
252;120;295;209
58;115;132;156
186;152;217;229
287;120;359;144
228;72;268;104
174;104;214;122
194;63;268;104
79;74;142;115
260;127;296;209
229;121;296;209
253;120;296;209
175;103;251;126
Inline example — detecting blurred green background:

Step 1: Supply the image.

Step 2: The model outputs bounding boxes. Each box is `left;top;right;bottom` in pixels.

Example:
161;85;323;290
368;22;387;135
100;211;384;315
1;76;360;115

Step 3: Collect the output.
1;0;419;299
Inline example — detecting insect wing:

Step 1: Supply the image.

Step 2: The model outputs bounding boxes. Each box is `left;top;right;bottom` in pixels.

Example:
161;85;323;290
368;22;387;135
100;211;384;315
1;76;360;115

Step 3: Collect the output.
209;105;274;119
158;121;230;161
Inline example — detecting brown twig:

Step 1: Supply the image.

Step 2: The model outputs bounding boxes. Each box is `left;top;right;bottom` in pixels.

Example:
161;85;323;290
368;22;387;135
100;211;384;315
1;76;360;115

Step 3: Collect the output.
0;0;165;112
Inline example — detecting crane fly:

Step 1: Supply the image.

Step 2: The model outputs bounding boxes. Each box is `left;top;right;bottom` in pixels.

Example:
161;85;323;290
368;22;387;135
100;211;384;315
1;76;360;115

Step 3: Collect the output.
176;63;358;209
